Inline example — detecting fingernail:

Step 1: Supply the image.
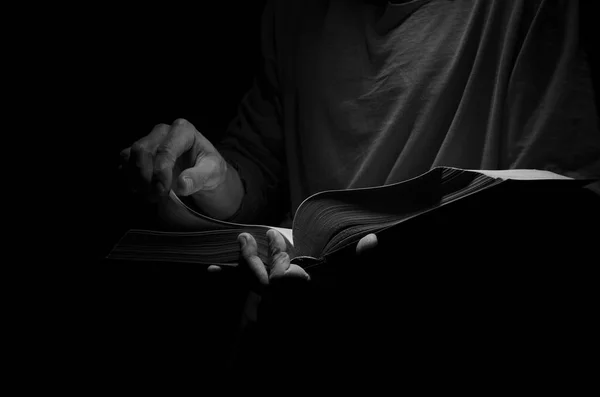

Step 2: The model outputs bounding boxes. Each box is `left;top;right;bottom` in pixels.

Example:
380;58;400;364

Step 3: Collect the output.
156;182;166;195
239;235;247;247
182;177;194;194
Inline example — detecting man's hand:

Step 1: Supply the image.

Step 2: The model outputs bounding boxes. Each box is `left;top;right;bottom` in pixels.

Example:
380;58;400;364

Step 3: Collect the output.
241;229;311;287
215;229;379;289
119;118;244;220
228;228;379;337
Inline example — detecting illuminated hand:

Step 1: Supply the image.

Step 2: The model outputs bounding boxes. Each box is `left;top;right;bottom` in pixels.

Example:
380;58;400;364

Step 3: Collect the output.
221;229;379;287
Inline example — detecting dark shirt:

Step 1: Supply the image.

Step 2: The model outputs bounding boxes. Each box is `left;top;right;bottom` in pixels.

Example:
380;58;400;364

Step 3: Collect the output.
217;0;599;226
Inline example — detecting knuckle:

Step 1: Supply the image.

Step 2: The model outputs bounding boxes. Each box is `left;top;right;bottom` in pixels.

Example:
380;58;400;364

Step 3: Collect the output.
131;141;149;154
155;144;176;161
212;156;227;175
153;123;169;130
153;160;171;173
269;243;281;258
155;143;169;155
173;118;188;126
153;158;171;174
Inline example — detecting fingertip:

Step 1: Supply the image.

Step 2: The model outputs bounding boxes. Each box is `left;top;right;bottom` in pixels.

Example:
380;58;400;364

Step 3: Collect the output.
272;263;310;282
238;233;249;245
266;228;278;239
366;233;378;243
207;265;222;273
173;117;188;126
175;175;195;196
301;269;311;282
356;233;378;255
299;266;311;281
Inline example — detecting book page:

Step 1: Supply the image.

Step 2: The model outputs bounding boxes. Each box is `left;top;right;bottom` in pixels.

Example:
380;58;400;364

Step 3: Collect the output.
462;168;572;180
290;166;580;260
108;228;280;266
107;192;296;266
167;191;294;246
291;167;447;258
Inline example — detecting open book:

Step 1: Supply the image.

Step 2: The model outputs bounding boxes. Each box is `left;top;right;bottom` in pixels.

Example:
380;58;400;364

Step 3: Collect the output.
106;166;590;269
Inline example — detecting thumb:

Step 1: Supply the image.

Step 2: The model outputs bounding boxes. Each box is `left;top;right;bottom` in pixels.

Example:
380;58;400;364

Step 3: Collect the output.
207;265;222;273
356;233;378;255
175;153;227;196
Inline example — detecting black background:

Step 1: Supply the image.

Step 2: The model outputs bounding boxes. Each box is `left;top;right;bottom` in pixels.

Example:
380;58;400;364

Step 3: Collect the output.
27;2;269;385
92;1;268;377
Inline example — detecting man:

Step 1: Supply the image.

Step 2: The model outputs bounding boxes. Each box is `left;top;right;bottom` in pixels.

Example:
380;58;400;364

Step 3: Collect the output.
120;0;599;377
